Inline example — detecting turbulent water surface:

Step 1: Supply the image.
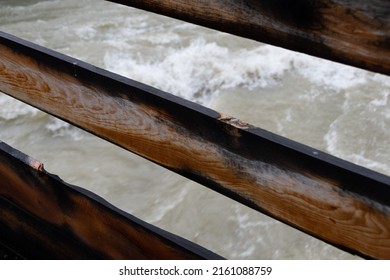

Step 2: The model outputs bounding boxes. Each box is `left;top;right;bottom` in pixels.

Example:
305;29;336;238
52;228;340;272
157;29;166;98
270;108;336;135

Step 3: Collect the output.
1;0;389;259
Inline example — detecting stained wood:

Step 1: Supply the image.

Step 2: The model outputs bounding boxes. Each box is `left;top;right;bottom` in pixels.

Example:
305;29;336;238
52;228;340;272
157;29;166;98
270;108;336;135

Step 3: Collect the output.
0;141;222;259
108;0;390;75
1;32;390;259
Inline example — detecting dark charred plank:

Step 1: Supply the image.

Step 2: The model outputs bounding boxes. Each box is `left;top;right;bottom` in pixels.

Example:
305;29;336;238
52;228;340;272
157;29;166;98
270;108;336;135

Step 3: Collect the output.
0;141;223;259
108;0;390;75
1;32;390;259
0;241;24;260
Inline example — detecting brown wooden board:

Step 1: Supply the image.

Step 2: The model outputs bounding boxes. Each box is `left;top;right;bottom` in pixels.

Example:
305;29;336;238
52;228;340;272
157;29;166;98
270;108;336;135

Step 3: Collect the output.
108;0;390;75
1;32;390;259
0;141;223;259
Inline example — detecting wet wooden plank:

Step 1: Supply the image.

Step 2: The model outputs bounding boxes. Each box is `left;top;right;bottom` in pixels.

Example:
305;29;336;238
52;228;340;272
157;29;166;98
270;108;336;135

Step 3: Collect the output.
0;141;222;259
108;0;390;75
1;32;390;259
0;241;23;260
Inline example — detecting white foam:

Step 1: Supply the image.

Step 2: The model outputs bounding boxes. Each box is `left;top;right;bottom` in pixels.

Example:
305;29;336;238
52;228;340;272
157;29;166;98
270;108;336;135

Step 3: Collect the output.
324;89;390;176
45;118;85;141
295;55;369;90
75;25;97;40
0;94;38;120
104;39;294;105
369;91;389;107
103;31;390;108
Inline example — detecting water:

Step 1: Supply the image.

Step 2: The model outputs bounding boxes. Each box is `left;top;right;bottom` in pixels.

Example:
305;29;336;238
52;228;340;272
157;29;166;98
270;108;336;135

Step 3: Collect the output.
1;0;389;259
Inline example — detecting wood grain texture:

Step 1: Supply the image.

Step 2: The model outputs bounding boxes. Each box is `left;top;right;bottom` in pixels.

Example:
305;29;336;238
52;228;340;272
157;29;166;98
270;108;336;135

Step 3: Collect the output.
1;32;390;259
108;0;390;75
0;141;222;259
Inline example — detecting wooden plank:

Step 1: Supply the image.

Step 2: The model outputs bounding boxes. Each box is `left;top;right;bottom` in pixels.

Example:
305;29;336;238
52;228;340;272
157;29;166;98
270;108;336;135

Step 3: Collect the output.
0;141;223;259
108;0;390;75
1;32;390;259
0;241;23;260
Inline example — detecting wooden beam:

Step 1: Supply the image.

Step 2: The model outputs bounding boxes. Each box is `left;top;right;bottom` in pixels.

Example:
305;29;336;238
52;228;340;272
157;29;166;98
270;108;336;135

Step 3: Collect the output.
108;0;390;75
1;32;390;259
0;141;222;259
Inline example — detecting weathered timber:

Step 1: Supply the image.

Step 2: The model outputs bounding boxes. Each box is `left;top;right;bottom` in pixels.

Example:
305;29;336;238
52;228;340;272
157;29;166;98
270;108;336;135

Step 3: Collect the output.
108;0;390;75
0;241;23;260
1;32;390;259
0;141;222;259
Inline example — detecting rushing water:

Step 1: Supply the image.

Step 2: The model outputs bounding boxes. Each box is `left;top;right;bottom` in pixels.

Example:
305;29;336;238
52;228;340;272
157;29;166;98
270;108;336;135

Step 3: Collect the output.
1;0;389;259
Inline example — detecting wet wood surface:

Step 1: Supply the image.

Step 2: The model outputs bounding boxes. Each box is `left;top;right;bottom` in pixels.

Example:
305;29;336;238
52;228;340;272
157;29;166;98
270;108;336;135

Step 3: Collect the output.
1;32;390;259
109;0;390;75
0;141;222;259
